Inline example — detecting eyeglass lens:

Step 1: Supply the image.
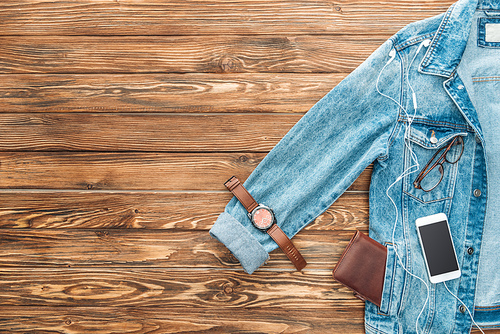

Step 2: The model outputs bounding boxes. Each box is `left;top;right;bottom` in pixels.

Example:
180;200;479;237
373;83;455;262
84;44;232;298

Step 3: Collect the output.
415;136;464;192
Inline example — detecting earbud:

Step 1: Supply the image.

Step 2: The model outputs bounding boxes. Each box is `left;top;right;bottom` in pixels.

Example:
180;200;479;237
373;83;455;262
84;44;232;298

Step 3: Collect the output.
387;49;397;65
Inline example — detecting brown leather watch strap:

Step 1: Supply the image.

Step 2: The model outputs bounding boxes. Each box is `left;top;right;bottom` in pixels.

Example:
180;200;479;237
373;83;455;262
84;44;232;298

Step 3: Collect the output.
267;224;307;271
224;176;258;213
224;176;307;271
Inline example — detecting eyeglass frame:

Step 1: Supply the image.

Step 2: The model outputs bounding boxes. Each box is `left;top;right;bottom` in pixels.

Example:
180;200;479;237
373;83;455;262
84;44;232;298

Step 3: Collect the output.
413;135;464;192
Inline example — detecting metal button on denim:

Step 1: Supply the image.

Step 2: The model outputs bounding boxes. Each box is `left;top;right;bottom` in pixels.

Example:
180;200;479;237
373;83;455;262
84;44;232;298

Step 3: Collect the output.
209;2;500;332
468;247;474;255
459;305;467;314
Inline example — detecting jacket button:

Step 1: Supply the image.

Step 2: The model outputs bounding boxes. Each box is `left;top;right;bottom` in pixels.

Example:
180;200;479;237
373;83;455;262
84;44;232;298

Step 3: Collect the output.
467;247;474;255
474;189;482;197
475;135;481;143
459;305;466;313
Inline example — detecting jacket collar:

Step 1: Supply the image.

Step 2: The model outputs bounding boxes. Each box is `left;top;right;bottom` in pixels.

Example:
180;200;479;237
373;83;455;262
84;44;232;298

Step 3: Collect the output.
419;0;479;77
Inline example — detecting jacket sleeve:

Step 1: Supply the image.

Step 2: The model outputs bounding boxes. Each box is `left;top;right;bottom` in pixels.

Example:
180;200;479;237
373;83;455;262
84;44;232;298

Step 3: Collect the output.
209;38;402;274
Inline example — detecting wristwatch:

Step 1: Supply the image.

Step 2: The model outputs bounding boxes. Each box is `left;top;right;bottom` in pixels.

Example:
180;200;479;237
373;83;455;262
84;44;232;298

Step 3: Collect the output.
224;176;307;271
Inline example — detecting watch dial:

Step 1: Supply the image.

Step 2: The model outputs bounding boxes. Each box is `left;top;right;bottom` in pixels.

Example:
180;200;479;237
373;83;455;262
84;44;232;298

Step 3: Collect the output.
253;208;273;229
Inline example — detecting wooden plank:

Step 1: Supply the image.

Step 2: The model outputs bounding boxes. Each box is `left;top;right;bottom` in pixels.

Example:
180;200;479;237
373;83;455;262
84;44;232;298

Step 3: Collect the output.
0;269;364;308
0;114;300;152
0;152;263;190
0;152;372;191
0;191;369;230
0;306;365;334
0;73;342;113
0;229;364;269
0;35;384;74
0;0;454;37
0;306;493;334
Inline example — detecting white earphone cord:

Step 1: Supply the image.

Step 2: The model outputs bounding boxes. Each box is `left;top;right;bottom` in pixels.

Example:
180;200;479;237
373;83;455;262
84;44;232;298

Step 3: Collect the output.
377;39;484;334
443;282;485;334
378;39;429;334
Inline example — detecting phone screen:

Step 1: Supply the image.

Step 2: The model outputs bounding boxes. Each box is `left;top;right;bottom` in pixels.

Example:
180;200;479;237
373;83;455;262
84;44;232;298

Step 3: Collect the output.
418;220;459;276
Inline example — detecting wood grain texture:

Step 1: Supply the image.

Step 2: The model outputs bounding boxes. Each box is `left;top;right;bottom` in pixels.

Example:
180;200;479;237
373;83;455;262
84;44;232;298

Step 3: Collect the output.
4;1;496;333
0;306;365;334
0;268;363;308
0;191;368;229
0;0;454;36
0;229;363;269
0;73;342;113
0;152;372;190
0;114;300;152
0;35;384;74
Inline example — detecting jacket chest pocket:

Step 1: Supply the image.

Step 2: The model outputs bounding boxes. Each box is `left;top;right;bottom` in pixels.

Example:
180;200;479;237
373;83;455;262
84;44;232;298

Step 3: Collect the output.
403;124;467;204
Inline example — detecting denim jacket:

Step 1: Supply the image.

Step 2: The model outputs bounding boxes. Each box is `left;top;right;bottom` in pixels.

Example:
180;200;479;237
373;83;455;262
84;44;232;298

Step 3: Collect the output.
210;0;500;332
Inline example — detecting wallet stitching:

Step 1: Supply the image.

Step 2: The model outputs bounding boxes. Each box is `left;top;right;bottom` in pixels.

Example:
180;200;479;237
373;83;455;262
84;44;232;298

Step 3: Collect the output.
333;231;360;276
333;231;385;306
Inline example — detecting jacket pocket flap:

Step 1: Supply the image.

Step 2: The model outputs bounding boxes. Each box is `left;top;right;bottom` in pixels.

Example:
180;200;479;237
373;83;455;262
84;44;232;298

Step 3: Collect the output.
406;124;467;149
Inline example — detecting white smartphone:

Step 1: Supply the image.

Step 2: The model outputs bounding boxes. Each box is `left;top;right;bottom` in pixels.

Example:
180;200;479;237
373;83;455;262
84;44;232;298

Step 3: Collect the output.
415;213;461;284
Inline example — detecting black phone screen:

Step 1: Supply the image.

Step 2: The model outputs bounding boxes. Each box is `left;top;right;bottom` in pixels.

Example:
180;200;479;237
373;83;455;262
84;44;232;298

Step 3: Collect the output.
418;220;459;276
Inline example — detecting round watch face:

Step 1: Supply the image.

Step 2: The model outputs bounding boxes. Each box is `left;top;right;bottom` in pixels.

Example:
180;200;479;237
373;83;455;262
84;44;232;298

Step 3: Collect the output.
252;207;274;230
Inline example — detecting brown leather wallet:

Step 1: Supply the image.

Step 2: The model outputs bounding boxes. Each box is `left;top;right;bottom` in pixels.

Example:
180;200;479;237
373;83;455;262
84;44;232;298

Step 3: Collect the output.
332;230;387;307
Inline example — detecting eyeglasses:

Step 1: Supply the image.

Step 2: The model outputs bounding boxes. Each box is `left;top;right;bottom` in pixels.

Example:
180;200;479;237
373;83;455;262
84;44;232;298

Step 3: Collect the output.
413;136;464;192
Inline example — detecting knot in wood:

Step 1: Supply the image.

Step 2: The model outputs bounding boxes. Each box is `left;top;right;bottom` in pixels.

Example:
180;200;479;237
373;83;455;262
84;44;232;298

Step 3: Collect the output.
219;56;240;72
223;282;234;295
95;230;109;238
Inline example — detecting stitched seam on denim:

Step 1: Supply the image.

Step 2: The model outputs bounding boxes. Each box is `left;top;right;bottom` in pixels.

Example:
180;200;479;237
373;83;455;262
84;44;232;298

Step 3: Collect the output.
478;17;486;47
365;322;392;334
378;243;396;316
478;17;500;47
402;123;466;208
385;244;396;317
444;139;460;216
452;137;477;333
446;75;486;146
395;32;436;51
475;305;500;310
443;75;484;143
477;44;500;48
473;76;500;82
380;121;403;162
403;191;452;204
422;284;437;334
399;194;410;319
407;132;467;150
380;49;405;162
399;142;412;318
421;3;455;69
398;116;473;132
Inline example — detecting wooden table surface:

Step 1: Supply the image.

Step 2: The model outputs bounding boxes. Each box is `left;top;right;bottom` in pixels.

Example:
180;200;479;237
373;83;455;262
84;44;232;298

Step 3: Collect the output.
0;1;494;333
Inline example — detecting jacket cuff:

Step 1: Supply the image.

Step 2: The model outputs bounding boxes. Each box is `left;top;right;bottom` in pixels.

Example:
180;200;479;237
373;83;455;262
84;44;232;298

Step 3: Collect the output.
209;212;269;274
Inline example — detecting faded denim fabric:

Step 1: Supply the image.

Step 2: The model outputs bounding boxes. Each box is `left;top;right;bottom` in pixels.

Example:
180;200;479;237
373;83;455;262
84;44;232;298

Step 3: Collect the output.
209;0;500;332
